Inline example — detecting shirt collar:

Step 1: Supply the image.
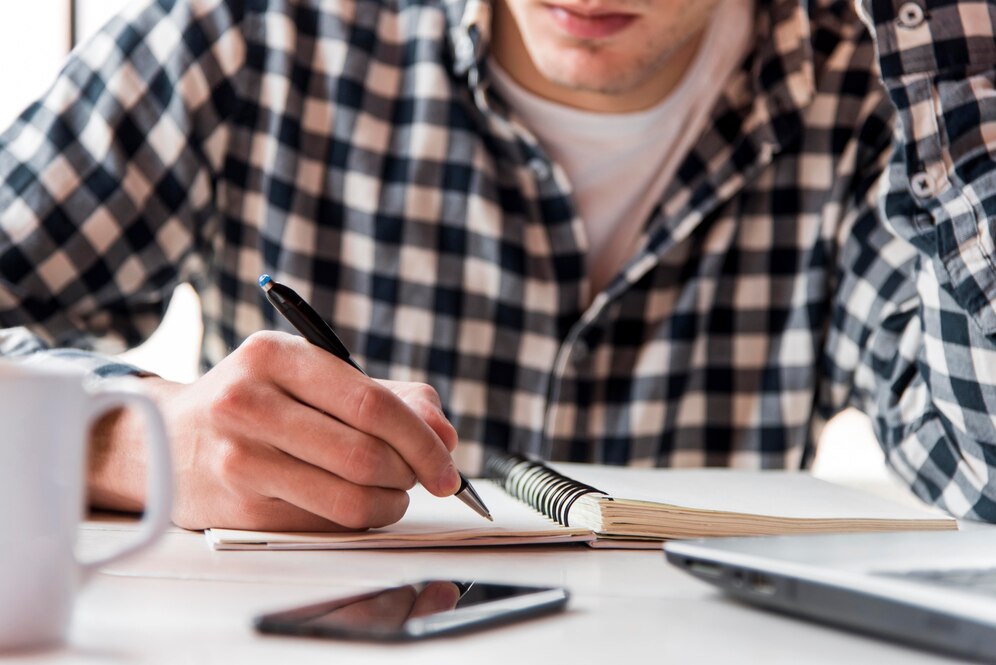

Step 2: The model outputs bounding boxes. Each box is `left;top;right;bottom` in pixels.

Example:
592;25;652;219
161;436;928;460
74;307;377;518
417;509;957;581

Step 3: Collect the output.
743;0;815;153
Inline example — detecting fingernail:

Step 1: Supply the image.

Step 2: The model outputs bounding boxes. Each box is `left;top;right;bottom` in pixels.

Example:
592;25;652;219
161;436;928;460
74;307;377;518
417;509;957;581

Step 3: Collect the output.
439;464;461;494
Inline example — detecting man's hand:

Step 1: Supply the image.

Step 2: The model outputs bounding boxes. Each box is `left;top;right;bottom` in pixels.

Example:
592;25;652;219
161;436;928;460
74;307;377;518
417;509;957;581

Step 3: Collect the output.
87;331;461;531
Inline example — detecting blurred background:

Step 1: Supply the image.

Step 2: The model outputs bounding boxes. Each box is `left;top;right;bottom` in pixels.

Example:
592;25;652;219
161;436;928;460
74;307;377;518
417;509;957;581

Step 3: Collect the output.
0;0;895;490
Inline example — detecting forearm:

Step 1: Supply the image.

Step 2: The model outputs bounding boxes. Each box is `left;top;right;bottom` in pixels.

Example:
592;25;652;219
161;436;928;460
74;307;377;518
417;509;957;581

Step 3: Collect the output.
0;0;243;363
88;406;147;513
859;0;996;331
834;1;996;520
87;375;181;513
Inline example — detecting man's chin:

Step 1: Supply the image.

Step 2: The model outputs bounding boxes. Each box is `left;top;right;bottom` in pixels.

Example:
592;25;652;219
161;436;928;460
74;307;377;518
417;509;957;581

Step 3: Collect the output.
530;40;656;92
536;66;638;98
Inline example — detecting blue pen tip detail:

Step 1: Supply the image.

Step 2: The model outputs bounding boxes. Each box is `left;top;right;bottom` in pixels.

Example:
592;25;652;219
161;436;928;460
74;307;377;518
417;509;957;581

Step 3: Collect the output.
258;274;271;288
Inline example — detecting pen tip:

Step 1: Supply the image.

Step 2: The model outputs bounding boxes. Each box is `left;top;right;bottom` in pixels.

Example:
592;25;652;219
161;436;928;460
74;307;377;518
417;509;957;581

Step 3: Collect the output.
455;478;493;522
258;274;271;289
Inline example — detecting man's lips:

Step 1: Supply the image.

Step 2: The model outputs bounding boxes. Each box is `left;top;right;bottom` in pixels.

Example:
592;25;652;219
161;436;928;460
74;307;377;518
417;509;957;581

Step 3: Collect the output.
545;4;638;40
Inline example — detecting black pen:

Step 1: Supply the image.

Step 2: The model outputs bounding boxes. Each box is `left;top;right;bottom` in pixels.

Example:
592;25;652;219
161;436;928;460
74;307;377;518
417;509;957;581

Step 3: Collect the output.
258;274;493;522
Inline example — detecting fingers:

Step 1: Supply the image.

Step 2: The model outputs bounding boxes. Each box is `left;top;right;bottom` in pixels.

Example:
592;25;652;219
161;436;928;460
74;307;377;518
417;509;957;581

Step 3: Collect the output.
242;333;461;497
216;438;410;530
221;385;417;491
380;379;459;453
170;331;463;532
218;497;348;532
322;378;460;496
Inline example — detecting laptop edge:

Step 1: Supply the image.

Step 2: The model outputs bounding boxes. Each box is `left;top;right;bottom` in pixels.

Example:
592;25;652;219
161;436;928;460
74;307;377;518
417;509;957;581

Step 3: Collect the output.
664;537;996;661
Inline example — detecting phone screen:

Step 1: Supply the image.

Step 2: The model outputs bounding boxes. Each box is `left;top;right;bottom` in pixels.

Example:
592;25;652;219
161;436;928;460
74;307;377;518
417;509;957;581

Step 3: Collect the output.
254;581;569;641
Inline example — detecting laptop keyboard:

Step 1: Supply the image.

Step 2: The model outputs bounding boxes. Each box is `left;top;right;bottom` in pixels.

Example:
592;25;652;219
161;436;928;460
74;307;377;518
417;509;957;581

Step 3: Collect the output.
879;567;996;596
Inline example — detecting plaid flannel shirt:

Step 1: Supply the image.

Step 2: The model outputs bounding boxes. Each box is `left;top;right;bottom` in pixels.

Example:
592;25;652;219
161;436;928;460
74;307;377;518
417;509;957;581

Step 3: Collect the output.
2;0;996;519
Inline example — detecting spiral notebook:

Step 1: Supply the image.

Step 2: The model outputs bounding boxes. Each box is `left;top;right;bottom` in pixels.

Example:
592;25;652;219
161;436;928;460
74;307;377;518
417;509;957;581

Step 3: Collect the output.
205;455;956;551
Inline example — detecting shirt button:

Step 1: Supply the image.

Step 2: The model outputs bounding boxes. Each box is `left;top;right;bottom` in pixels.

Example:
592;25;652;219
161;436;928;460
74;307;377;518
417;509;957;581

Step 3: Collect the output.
528;157;551;181
910;171;935;198
897;2;925;29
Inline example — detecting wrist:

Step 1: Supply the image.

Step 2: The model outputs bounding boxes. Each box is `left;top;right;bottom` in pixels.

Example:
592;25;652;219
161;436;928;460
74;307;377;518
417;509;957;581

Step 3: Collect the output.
87;375;177;513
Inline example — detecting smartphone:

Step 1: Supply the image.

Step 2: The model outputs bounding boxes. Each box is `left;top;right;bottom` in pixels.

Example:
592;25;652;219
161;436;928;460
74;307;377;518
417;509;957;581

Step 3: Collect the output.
254;580;569;641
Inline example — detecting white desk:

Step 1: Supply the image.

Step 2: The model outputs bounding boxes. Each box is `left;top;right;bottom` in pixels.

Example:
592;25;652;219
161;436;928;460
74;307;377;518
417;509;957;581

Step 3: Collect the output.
11;513;962;664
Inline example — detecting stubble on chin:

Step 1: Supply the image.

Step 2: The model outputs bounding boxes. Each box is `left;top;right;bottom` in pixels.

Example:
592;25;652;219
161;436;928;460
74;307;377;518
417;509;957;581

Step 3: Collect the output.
534;27;698;97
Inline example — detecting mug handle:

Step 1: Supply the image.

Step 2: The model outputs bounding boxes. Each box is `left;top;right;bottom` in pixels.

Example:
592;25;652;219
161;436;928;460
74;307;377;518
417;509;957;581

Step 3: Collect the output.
79;378;173;578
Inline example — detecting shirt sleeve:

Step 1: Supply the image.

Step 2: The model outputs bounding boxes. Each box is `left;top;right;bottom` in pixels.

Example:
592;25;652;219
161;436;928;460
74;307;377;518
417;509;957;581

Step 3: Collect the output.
839;0;996;520
0;0;245;377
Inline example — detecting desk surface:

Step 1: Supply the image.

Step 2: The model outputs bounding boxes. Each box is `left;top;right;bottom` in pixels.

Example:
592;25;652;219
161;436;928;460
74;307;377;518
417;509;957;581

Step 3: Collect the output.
14;511;963;665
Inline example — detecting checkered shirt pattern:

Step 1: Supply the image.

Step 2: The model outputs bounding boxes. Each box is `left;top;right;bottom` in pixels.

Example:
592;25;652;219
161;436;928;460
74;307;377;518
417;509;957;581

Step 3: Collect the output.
2;0;996;519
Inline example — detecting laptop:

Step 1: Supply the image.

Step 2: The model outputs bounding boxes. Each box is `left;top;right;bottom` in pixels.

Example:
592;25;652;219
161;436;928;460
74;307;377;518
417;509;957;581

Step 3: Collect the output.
664;528;996;661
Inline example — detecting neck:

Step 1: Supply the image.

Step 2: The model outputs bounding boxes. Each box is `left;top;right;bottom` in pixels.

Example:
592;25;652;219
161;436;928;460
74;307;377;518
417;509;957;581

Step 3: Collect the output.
492;3;707;114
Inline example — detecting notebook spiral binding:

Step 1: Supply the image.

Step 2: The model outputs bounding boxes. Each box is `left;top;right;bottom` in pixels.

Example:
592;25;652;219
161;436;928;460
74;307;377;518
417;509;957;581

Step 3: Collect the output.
485;454;607;527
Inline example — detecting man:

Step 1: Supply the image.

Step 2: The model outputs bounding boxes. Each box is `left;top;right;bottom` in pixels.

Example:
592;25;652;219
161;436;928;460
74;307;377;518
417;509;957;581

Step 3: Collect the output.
2;0;995;531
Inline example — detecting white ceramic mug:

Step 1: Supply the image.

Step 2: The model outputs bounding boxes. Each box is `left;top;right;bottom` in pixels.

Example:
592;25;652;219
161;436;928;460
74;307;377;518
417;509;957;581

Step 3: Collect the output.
0;361;172;652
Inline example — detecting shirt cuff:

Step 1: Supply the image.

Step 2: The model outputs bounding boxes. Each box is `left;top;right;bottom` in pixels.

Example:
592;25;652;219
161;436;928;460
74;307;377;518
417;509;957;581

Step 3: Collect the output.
1;327;152;382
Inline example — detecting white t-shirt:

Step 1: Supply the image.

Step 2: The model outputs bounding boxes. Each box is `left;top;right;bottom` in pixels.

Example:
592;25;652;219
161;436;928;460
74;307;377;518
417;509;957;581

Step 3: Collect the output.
488;0;755;297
